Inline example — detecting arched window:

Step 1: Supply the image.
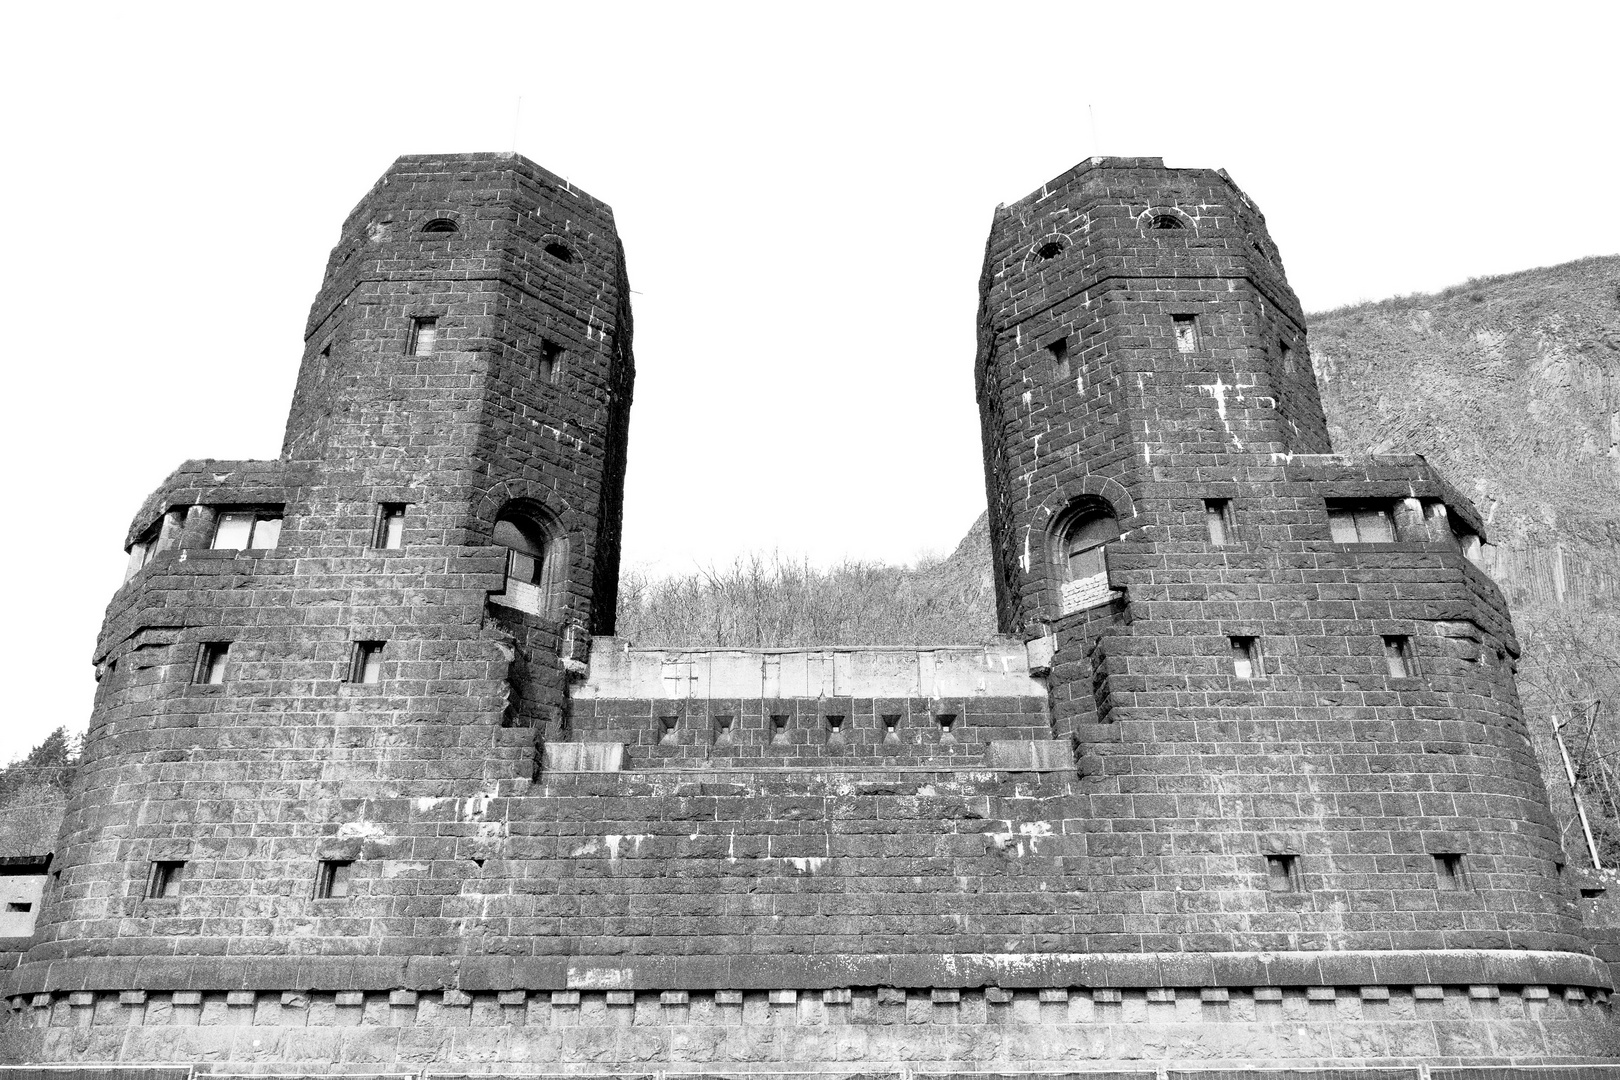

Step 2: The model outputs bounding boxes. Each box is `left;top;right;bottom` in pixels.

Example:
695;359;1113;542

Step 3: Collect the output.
421;218;458;234
490;505;560;616
1054;501;1120;615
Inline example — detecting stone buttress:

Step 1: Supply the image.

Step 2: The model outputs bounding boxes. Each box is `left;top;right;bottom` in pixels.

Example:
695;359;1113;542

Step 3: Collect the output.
2;155;1617;1073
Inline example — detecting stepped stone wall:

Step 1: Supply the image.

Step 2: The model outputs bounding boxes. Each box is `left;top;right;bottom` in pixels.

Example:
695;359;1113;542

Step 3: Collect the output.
3;154;1617;1074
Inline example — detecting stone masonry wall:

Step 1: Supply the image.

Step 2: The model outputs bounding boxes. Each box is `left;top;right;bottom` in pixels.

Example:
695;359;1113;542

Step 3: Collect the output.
972;158;1609;1053
13;155;632;992
4;155;1616;1072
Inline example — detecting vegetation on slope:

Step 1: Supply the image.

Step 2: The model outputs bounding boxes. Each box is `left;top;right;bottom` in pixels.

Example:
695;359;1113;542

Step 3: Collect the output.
617;536;996;649
0;727;75;858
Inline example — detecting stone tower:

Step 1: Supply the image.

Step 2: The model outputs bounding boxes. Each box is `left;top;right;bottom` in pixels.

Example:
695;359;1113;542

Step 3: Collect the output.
3;155;1616;1072
977;157;1606;992
12;151;633;975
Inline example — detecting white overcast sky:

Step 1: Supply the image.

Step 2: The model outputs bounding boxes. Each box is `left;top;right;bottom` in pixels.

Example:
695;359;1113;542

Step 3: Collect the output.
2;2;1617;761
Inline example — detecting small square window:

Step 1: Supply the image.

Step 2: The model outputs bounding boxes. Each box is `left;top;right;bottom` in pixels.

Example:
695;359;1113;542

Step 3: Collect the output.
1204;499;1235;546
315;859;353;899
1172;314;1199;353
1384;635;1416;678
146;860;184;900
212;509;282;550
1434;853;1467;891
409;317;438;356
195;642;230;685
1327;500;1397;543
1230;636;1262;680
1265;854;1300;893
375;504;407;550
348;642;384;684
539;339;563;382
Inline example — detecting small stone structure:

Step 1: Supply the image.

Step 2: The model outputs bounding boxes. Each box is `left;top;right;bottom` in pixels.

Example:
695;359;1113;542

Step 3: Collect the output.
2;154;1616;1074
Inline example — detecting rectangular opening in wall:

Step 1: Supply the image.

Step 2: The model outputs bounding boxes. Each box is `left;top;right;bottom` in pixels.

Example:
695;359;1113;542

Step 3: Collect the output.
1384;635;1416;678
1046;335;1070;376
1230;636;1262;680
1280;341;1296;374
1434;853;1467;891
348;641;384;685
1172;314;1199;354
1450;518;1483;563
1265;854;1300;893
125;522;161;581
1326;499;1397;543
1204;499;1234;546
409;317;438;356
315;859;353;899
6;902;31;913
540;339;563;382
146;860;184;900
375;503;407;549
211;508;282;550
195;642;230;685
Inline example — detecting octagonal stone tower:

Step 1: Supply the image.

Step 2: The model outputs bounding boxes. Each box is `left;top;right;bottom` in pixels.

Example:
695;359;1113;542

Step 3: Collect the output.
977;157;1603;980
11;151;633;977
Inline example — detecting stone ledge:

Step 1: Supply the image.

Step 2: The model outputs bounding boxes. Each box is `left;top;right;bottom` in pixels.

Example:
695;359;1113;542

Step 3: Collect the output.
5;983;1613;1030
5;950;1609;998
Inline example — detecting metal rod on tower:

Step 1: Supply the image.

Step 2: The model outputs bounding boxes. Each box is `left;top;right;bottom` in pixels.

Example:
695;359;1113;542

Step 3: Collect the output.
1555;713;1604;869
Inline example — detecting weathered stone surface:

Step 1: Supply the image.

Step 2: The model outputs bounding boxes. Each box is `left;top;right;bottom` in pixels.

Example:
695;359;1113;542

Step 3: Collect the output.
1;154;1613;1072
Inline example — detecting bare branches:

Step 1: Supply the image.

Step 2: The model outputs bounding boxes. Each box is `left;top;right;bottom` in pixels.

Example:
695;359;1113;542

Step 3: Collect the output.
616;551;996;649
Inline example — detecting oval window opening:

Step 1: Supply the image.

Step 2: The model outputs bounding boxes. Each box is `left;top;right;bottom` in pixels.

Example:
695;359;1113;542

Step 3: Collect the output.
1148;214;1185;230
421;218;458;234
544;242;574;263
1036;240;1064;260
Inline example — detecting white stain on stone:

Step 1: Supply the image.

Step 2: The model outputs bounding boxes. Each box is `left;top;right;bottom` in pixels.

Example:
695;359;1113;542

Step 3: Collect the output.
603;834;651;860
1200;376;1244;449
783;857;826;874
984;820;1054;856
336;820;385;840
